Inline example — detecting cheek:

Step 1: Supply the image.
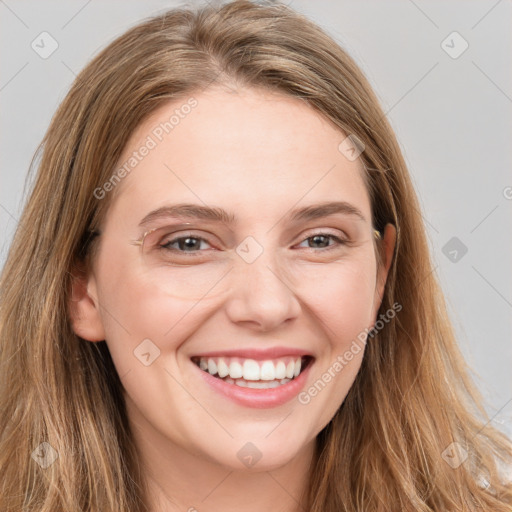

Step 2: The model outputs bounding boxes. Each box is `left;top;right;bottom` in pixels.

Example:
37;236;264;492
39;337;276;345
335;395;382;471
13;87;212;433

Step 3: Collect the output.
93;264;218;440
94;251;226;375
295;257;376;417
291;255;377;343
293;258;376;430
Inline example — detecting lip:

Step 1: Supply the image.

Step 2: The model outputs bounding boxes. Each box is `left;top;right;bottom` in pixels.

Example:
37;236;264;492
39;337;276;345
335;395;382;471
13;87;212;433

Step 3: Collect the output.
190;346;313;361
192;356;314;409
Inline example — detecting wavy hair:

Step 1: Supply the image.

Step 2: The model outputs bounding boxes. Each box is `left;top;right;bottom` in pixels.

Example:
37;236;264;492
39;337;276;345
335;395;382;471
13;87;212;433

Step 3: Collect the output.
0;1;510;510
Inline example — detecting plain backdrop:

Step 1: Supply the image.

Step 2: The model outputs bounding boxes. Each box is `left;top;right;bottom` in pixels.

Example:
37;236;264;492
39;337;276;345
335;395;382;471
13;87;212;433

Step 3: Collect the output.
1;0;511;437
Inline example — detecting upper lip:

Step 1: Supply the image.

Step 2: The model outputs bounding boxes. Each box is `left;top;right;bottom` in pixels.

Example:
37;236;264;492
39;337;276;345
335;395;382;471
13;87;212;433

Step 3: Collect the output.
190;346;314;361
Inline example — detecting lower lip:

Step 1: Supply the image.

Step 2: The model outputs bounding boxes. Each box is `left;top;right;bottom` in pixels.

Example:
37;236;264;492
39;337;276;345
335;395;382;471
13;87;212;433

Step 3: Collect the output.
193;359;313;409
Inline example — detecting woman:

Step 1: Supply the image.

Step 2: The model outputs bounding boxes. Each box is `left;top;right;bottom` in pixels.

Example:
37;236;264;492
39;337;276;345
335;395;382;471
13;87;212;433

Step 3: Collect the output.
0;1;510;511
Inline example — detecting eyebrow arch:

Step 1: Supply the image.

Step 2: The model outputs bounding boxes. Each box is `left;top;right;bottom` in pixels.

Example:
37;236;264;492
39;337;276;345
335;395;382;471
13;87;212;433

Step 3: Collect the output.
138;201;367;228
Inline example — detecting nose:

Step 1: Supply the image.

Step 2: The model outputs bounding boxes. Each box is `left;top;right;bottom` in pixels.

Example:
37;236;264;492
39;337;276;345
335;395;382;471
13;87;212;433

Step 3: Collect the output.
224;252;302;332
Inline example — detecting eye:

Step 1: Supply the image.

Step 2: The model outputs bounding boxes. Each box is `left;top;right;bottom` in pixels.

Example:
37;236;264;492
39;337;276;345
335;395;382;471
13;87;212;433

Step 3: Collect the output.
161;235;212;253
142;229;349;258
160;233;348;252
296;233;348;250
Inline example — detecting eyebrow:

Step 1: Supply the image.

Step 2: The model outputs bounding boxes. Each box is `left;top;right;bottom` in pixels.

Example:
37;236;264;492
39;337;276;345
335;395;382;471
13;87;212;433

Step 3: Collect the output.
138;201;367;228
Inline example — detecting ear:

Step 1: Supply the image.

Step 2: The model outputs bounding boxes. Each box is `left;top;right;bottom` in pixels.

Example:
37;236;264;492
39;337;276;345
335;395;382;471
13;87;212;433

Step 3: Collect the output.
68;265;106;342
372;223;397;315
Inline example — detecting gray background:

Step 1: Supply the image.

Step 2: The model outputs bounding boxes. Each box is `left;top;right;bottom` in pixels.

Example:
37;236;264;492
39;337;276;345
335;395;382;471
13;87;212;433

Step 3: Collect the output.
1;0;511;437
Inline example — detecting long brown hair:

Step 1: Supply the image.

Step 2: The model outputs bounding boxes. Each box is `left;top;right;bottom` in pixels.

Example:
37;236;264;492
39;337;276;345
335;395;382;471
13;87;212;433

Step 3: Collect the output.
1;1;510;510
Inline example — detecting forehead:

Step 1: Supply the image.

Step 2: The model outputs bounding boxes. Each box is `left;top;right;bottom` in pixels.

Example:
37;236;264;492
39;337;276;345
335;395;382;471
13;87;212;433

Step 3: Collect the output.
106;86;371;228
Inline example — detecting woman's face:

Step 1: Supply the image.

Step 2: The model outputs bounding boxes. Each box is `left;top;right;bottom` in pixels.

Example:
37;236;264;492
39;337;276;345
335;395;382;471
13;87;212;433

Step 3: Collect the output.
72;86;394;471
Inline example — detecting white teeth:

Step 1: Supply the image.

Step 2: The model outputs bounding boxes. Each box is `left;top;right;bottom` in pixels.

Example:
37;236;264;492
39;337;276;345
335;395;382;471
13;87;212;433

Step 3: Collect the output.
293;357;301;377
260;360;275;380
207;358;217;375
245;380;281;389
195;355;309;382
275;361;286;379
236;378;292;388
229;361;243;379
243;359;260;381
285;361;295;379
217;359;229;378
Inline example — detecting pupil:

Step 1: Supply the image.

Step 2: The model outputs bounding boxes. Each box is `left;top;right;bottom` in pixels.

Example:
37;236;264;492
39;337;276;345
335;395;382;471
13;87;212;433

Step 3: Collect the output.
311;235;328;248
179;237;200;251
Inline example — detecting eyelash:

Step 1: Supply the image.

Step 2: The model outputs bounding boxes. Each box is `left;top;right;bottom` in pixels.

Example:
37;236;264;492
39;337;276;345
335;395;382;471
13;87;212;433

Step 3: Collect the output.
159;232;349;255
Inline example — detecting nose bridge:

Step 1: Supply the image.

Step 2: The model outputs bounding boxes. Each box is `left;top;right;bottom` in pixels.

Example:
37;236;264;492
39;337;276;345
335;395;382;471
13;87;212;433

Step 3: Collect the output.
225;236;301;329
243;250;287;294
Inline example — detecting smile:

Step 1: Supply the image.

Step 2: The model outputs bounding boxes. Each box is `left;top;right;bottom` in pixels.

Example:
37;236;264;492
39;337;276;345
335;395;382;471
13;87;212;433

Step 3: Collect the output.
191;355;314;389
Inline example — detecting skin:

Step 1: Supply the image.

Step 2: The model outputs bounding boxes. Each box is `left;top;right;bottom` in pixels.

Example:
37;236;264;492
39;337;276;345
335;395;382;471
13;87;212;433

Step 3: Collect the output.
70;85;396;512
